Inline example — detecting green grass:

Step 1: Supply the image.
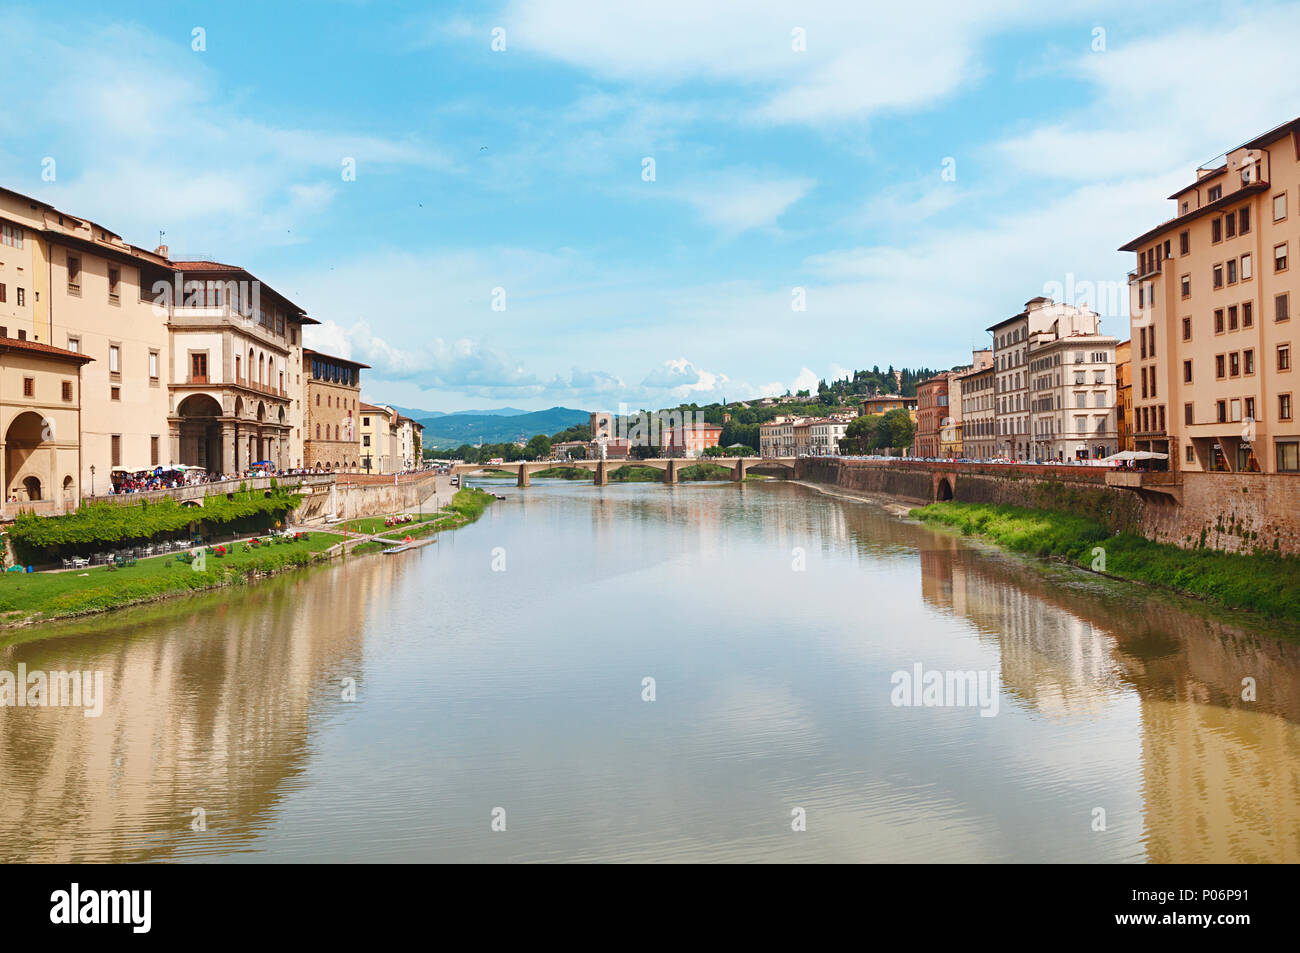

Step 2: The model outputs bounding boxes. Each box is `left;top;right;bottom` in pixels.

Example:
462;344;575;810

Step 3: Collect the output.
0;533;339;625
913;501;1300;621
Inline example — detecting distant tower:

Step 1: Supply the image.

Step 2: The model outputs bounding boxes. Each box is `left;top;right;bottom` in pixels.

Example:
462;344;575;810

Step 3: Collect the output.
590;410;613;460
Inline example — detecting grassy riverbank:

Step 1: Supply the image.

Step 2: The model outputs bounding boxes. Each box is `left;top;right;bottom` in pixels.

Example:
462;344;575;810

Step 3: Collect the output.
0;488;497;628
912;501;1300;621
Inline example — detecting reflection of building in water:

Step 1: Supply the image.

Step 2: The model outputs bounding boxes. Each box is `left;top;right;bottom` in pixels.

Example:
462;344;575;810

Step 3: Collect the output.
0;557;391;862
920;541;1118;716
1140;699;1300;863
918;532;1300;861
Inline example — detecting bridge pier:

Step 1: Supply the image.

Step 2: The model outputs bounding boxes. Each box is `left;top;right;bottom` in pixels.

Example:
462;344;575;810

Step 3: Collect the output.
665;459;679;484
594;461;607;486
732;458;748;482
518;466;530;487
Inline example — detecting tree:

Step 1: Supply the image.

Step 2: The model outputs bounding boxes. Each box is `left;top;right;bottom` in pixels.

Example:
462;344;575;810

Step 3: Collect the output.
844;415;883;454
880;408;916;453
525;434;552;460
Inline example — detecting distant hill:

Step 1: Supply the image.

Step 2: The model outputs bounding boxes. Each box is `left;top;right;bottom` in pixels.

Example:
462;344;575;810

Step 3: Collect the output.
385;404;533;420
419;406;589;448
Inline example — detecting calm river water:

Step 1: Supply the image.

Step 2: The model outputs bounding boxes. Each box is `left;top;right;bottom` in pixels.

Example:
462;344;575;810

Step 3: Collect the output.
2;479;1298;863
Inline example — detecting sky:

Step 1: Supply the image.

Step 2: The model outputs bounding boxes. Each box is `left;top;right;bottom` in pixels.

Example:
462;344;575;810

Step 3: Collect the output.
3;0;1299;412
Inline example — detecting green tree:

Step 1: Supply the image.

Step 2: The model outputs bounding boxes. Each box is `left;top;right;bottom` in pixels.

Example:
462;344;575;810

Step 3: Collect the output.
525;434;552;460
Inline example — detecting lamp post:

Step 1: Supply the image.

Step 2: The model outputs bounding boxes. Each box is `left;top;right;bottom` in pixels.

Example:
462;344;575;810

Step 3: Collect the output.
89;464;96;498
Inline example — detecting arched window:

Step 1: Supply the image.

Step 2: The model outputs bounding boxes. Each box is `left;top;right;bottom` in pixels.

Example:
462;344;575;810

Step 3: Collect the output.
315;423;320;439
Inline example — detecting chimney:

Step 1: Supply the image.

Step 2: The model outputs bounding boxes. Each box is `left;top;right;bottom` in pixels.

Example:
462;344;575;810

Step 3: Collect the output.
154;244;170;258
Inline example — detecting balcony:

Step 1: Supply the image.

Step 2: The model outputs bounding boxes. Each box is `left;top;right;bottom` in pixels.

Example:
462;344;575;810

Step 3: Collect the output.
1105;469;1182;503
169;304;288;353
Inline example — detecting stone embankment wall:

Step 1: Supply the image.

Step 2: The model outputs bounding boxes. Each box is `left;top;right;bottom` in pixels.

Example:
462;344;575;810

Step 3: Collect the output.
293;473;440;525
797;458;1300;556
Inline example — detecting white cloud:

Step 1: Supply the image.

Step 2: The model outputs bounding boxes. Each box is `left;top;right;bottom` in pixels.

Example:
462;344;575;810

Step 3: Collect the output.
667;172;814;233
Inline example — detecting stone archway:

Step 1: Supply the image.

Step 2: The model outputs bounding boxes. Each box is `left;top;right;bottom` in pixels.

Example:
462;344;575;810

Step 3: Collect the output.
177;394;224;473
935;475;955;502
5;411;53;502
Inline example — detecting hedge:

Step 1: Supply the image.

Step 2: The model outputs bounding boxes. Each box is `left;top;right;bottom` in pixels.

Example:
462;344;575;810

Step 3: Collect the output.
7;489;303;562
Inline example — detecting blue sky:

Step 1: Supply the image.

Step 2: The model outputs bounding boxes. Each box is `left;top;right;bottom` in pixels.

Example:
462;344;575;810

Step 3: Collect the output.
3;0;1298;411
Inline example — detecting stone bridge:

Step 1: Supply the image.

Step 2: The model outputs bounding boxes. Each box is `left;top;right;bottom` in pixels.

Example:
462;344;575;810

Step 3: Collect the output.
453;457;796;486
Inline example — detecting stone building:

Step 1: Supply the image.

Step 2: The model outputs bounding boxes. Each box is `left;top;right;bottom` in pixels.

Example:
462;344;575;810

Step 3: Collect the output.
303;349;367;470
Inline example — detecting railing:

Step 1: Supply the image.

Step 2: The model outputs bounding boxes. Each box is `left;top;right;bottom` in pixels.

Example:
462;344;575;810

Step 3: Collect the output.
80;473;335;507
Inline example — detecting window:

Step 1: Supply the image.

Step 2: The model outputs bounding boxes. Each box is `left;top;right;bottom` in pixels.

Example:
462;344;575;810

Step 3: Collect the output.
1244;301;1253;327
1276;243;1289;272
1225;213;1236;239
1216;354;1226;378
15;287;24;307
1245;349;1255;374
148;351;159;380
150;436;159;467
1227;259;1236;284
110;386;120;401
315;423;320;439
0;284;5;303
1281;394;1293;421
1183;360;1192;383
67;336;80;353
1212;217;1222;243
1181;274;1190;298
1186;444;1195;463
1279;345;1291;371
62;381;72;401
108;267;120;300
1239;206;1250;233
1274;193;1287;221
1;223;24;247
22;377;34;397
1278;441;1300;472
1182;316;1191;340
111;435;121;467
1278;293;1291;322
1213;264;1223;288
190;352;208;382
1208;184;1223;202
67;255;81;289
1217;400;1227;423
1229;305;1238;330
1215;308;1225;333
1246;397;1255;421
315;393;320;405
1231;398;1242;422
109;345;120;373
1230;352;1240;377
1185;403;1194;426
1241;254;1251;280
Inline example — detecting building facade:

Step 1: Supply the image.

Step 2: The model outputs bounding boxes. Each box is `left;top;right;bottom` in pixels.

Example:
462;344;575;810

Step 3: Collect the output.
955;363;996;459
0;338;92;512
913;373;950;458
989;297;1102;461
359;402;396;473
303;349;366;470
1115;339;1133;452
807;417;848;455
1121;115;1300;473
1026;328;1119;461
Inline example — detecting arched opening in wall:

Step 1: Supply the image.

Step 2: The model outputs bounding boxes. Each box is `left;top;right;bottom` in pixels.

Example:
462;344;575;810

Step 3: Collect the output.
936;477;954;502
62;475;74;505
177;394;224;474
5;411;52;502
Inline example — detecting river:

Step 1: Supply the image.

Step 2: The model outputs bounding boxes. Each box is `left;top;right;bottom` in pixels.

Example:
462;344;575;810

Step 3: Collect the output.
2;478;1298;862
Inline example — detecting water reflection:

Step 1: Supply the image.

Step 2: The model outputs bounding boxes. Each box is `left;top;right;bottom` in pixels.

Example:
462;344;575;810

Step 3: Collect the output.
0;479;1296;862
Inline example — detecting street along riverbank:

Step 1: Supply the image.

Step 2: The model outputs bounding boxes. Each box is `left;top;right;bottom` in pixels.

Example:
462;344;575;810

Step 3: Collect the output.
0;487;495;633
912;501;1300;624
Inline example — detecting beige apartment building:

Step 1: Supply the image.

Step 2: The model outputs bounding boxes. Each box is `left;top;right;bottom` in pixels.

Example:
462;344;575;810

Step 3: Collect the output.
988;297;1102;461
1;186;174;492
759;416;798;457
1122;115;1300;473
360;402;397;473
304;349;366;470
1026;326;1119;461
955;363;996;459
